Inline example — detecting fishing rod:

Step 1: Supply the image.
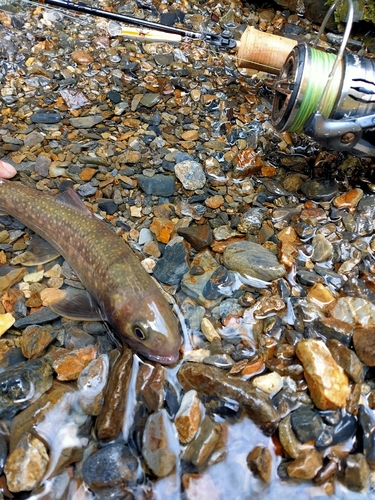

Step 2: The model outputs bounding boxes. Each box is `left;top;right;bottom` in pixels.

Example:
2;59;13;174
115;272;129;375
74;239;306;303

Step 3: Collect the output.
39;0;237;50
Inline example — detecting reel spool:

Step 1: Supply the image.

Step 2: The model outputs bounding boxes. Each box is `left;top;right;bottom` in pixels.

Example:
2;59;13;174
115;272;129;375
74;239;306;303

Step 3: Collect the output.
272;0;375;157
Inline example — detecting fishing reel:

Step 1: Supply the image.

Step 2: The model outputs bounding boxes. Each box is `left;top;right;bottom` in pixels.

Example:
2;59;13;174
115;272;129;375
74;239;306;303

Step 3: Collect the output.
272;0;375;157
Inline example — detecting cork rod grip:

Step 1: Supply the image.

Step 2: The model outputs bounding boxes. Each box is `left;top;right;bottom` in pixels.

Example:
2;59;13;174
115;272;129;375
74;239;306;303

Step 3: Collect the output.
237;27;298;74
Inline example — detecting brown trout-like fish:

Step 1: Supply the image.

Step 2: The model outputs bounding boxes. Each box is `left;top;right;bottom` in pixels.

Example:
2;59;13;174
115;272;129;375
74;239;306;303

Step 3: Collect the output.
0;180;181;364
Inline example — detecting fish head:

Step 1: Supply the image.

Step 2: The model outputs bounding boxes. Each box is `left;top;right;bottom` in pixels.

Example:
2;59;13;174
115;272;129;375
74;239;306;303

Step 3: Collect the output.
110;290;181;365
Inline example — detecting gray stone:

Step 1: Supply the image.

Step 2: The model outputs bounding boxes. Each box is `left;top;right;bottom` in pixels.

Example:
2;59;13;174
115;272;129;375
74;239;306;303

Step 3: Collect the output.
69;115;104;128
138;174;175;197
153;236;190;286
175;160;206;190
223;241;286;282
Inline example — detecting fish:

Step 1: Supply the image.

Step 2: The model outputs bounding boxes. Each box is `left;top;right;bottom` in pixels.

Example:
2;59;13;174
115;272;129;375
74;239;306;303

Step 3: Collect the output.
0;179;181;364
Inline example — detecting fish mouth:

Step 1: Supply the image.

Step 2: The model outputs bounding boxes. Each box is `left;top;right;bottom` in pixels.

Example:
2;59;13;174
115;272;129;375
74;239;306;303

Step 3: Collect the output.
144;349;180;365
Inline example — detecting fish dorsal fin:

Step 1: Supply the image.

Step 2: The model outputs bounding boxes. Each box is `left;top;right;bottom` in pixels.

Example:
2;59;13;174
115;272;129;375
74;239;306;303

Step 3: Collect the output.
55;187;93;217
49;287;103;321
11;235;61;266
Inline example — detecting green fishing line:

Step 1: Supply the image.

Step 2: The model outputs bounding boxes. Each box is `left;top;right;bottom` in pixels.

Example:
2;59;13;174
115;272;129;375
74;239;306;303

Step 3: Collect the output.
289;47;341;133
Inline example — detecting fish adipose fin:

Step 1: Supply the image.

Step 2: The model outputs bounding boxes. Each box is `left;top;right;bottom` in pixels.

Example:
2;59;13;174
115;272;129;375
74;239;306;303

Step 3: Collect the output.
49;288;103;321
55;187;93;217
11;235;61;266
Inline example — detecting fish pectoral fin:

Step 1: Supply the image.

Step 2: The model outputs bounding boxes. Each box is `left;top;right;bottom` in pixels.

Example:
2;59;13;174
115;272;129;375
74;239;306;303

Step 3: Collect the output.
55;187;93;217
11;235;61;266
49;288;103;321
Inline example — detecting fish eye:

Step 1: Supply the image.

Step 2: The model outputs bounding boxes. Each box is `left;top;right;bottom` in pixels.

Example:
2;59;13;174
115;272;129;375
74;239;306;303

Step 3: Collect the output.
133;326;146;340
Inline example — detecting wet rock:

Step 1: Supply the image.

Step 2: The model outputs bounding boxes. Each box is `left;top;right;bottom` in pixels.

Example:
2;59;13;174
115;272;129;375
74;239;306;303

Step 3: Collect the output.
175;160;206;190
287;449;323;480
311;234;333;262
278;414;304;459
331;297;375;327
82;443;138;491
358;405;375;469
96;348;132;442
153;236;190;286
20;325;54;359
307;283;335;312
52;345;97;381
344;454;369;492
200;317;221;342
0;432;7;474
175;390;203;444
315;317;353;346
0;357;53;419
178;362;280;435
183;415;223;467
295;339;350;410
4;432;49;493
232;148;262;178
202;266;239;301
290;407;324;443
142;364;166;413
177;224;213;251
300;179;338;202
326;339;364;383
222;241;286;282
237;208;267;234
247;445;272;483
138;174;175;196
77;354;109;416
333;188;363;209
252;372;282;396
142;408;180;477
181;250;222;308
0;313;15;336
353;326;375;366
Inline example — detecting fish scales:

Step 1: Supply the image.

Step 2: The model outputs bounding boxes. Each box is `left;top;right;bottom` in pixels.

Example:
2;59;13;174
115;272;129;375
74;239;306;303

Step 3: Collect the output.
0;180;181;364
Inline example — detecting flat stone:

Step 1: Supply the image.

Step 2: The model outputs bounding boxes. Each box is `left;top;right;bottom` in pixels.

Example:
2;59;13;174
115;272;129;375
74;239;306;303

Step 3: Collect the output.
69;115;104;128
138;174;175;197
247;445;272;483
311;234;333;262
175;390;203;444
71;49;94;64
4;433;49;493
296;339;350;410
150;217;175;244
77;354;109;416
222;241;286;282
142;409;180;477
287;449;323;480
307;283;335;311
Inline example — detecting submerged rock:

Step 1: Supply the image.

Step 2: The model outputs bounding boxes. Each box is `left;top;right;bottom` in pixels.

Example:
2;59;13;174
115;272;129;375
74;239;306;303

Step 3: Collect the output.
142;409;180;477
178;362;280;435
223;241;286;282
